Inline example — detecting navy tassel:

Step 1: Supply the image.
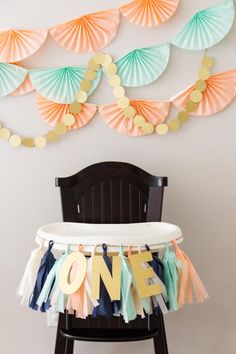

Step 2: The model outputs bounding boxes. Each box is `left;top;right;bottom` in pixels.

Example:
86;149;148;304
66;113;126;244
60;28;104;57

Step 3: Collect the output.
93;243;120;318
29;241;56;312
145;244;164;281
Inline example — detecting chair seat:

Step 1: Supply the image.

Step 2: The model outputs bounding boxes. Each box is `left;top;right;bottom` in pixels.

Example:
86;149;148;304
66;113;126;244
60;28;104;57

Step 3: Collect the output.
60;328;159;342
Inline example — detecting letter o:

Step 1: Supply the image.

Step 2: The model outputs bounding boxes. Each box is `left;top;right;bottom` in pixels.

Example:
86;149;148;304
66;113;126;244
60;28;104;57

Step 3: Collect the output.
59;252;87;294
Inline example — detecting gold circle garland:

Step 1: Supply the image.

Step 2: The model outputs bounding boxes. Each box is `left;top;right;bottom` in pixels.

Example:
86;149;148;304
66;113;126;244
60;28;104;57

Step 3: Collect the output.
0;53;214;148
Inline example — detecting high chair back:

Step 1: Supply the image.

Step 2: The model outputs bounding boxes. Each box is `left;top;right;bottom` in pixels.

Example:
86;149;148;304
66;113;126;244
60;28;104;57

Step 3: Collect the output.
54;161;169;354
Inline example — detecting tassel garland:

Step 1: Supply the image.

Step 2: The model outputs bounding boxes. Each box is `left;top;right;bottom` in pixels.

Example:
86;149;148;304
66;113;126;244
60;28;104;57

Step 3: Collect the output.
18;240;209;322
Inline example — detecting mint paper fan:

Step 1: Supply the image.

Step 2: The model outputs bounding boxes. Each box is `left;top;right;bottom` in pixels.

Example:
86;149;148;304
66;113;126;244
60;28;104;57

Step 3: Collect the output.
0;63;27;97
172;0;235;50
114;44;170;87
30;66;101;104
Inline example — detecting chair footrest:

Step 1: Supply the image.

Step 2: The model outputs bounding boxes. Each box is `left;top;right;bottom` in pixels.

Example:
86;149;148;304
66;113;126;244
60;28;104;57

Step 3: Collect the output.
60;328;159;342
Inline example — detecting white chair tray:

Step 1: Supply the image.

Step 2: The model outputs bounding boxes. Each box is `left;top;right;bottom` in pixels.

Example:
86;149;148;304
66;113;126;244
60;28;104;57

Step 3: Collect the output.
35;222;183;254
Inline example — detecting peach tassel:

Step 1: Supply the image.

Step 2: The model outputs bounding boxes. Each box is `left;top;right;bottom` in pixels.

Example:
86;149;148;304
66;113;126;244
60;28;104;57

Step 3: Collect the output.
172;241;209;305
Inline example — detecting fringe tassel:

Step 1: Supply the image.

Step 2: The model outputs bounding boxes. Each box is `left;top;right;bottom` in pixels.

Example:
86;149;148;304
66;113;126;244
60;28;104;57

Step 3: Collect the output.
50;246;70;313
36;254;66;311
92;244;120;318
29;241;56;311
173;241;209;305
162;243;180;311
119;246;137;323
16;243;45;306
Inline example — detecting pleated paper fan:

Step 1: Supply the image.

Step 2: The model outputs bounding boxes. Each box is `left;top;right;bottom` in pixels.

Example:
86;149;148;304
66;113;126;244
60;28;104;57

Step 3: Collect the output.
49;9;120;53
114;44;170;87
99;99;170;136
0;63;27;97
30;66;101;104
172;0;235;50
36;93;97;129
171;70;236;116
0;28;48;62
12;74;34;96
120;0;180;27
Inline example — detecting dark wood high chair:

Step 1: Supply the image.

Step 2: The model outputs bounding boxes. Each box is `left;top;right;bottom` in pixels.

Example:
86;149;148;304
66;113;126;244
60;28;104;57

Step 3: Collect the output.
54;161;168;354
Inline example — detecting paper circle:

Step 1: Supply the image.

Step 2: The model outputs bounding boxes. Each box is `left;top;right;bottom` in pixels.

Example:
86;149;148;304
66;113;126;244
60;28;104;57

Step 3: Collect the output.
34;136;47;148
54;122;67;135
76;90;88;103
168;119;180;131
185;100;198;112
70;102;82;114
142;122;154;134
177;111;189;123
105;64;117;75
117;96;130;108
133;115;145;127
156;123;168;135
103;54;113;67
46;131;58;142
59;252;87;295
202;56;215;70
109;75;121;87
195;80;207;92
62;114;75;127
190;90;203;103
80;80;92;92
113;86;125;98
198;68;210;80
22;138;34;148
88;59;99;70
93;52;106;65
9;134;22;147
85;70;97;81
0;128;11;140
123;106;136;118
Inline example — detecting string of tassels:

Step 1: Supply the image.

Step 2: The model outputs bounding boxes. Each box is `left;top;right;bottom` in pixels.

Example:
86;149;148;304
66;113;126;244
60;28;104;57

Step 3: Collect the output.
17;240;209;323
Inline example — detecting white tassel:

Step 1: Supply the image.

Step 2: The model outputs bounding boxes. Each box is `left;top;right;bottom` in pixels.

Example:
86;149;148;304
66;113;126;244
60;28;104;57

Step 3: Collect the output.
16;243;44;306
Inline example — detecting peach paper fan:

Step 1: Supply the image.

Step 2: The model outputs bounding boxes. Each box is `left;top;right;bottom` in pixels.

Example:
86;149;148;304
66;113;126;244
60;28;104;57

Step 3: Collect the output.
49;9;120;53
0;28;48;62
120;0;180;27
99;99;170;136
12;74;34;96
36;93;97;129
171;70;236;116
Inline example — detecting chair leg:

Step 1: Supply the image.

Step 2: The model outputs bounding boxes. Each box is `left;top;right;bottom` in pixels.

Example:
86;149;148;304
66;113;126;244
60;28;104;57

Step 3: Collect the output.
153;314;169;354
64;339;74;354
54;313;74;354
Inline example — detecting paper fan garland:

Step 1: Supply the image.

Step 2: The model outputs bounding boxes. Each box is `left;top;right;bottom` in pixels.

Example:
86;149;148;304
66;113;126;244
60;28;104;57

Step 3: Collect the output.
120;0;180;27
49;9;120;53
114;44;170;87
99;99;170;136
30;66;101;104
36;93;97;129
0;29;48;62
0;63;27;97
172;0;235;50
172;70;236;116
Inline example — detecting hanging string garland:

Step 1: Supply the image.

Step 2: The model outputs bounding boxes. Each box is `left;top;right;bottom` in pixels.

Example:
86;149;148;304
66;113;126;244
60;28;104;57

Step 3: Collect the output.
156;55;215;135
0;52;215;148
69;52;215;136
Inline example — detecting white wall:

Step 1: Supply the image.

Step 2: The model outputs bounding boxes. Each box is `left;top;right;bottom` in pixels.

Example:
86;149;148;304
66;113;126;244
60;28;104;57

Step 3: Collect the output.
1;1;236;353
